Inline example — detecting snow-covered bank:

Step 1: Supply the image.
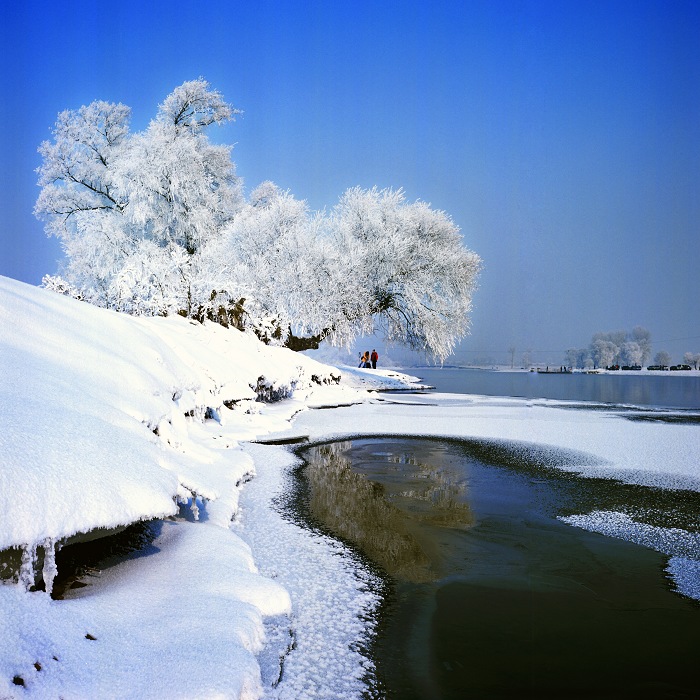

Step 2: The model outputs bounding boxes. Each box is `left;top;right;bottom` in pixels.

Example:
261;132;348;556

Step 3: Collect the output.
0;275;364;557
0;276;417;698
2;275;699;698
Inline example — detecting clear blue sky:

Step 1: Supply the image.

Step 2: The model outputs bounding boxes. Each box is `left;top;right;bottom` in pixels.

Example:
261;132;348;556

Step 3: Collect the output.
1;0;698;363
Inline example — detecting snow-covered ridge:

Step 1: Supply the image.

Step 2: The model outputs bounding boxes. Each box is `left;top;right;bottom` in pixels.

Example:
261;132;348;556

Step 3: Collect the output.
0;275;346;561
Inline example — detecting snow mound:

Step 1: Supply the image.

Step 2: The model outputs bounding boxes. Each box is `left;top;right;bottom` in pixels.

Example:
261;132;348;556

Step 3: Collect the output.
0;520;291;699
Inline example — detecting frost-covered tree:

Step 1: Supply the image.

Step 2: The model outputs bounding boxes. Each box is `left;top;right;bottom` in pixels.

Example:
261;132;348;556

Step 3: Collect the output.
582;327;652;368
620;341;643;366
35;79;242;316
35;100;131;228
683;352;700;369
591;339;617;368
630;326;652;364
37;83;481;360
564;347;589;369
326;187;482;360
654;350;672;367
212;184;481;360
211;182;339;345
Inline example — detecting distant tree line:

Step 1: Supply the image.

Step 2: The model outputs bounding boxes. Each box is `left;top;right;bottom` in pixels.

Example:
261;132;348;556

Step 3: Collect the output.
565;327;652;369
35;79;481;361
565;328;699;369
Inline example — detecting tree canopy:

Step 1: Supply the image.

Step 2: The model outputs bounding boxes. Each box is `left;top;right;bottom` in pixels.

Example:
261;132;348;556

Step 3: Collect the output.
36;79;481;361
565;326;653;368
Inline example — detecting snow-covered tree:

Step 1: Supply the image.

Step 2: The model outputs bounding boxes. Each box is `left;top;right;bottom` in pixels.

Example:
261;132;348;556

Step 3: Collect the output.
36;82;482;360
582;327;652;368
564;347;590;369
327;187;482;360
630;326;652;364
35;100;131;229
591;339;617;368
212;184;482;360
683;352;700;369
654;350;672;367
212;182;338;345
35;79;242;316
620;341;643;366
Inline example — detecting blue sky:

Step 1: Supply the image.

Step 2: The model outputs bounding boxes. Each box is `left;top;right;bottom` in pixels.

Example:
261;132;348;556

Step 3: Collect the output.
1;0;698;363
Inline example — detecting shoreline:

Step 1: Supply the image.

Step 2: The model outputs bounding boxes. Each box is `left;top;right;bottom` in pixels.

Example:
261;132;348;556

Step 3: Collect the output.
400;364;700;375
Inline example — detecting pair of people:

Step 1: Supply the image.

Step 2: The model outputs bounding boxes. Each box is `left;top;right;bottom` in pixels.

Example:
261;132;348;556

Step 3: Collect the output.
358;350;379;369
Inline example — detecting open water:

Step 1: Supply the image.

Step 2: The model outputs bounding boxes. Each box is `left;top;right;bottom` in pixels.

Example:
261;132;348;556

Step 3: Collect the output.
296;433;700;698
411;367;700;409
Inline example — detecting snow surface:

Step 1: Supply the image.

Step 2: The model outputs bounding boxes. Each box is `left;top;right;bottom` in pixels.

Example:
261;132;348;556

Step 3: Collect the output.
1;275;699;698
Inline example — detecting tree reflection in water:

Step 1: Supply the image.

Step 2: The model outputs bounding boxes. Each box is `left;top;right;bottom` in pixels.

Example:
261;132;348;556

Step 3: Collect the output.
302;441;474;583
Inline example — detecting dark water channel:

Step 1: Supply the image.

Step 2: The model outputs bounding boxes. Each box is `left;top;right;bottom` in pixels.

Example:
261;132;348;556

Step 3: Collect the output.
296;438;700;700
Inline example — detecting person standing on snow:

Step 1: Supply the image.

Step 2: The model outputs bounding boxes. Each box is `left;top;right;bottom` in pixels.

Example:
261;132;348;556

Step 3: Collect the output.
371;349;378;369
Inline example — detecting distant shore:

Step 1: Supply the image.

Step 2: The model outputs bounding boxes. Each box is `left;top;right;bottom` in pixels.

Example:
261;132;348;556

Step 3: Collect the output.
402;364;698;375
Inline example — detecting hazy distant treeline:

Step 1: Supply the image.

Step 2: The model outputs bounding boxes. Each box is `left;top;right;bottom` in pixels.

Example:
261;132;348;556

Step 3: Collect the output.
565;327;653;369
563;327;700;369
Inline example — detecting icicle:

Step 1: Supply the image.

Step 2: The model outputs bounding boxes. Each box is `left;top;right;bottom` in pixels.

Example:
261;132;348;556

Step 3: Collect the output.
42;538;59;596
18;543;37;591
190;496;200;522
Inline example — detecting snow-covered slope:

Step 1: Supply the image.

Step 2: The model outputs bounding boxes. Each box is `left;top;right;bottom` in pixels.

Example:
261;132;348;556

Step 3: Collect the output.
0;276;347;557
0;276;402;699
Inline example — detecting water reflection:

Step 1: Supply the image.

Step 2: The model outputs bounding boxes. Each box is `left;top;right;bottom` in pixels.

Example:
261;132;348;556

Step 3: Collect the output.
303;442;474;583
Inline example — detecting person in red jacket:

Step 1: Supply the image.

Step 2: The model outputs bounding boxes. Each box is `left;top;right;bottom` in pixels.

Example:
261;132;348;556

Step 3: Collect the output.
370;349;378;369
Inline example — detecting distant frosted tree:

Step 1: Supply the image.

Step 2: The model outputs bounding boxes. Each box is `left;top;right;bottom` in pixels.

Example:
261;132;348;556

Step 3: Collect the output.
591;331;624;365
683;352;699;369
591;339;617;368
620;341;643;366
565;348;583;368
584;327;652;367
630;326;652;364
654;350;672;367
